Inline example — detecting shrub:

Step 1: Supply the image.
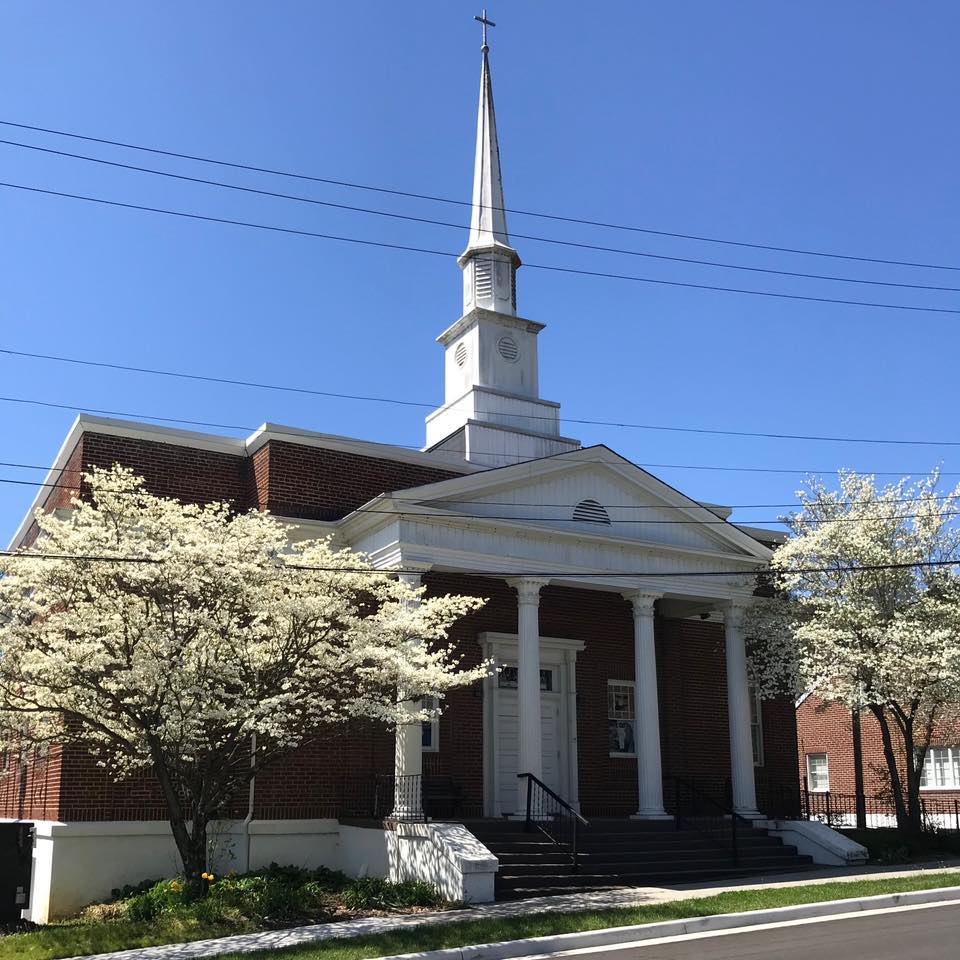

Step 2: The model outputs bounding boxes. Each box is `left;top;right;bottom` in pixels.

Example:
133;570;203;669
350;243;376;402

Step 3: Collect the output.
342;877;441;911
124;879;190;922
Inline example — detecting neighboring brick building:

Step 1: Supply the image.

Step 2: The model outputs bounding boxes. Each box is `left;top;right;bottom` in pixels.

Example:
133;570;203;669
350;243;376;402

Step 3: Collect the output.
796;694;960;817
2;37;804;919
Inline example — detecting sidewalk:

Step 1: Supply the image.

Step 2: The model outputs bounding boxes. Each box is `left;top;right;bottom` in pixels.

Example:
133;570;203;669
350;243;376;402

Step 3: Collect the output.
65;860;960;960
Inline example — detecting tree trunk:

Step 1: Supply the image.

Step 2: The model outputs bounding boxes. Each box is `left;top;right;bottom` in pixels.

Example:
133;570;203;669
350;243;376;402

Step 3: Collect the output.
149;747;208;880
901;718;923;834
852;707;867;831
869;704;916;834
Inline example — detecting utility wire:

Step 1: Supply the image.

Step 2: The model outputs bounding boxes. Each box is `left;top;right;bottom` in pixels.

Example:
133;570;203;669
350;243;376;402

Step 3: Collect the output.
2;458;953;512
3;136;958;294
2;118;957;273
0;395;957;477
5;473;960;527
2;550;958;579
4;348;960;448
3;179;959;316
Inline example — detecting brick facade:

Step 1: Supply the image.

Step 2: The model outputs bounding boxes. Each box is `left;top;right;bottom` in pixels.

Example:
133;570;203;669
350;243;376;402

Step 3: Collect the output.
796;694;960;803
2;426;799;823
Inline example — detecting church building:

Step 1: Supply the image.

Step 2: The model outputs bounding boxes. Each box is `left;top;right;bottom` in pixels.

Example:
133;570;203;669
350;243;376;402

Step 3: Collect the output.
3;29;838;921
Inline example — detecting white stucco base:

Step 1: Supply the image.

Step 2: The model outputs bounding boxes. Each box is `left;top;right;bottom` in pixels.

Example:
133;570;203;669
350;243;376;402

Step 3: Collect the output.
13;818;497;923
755;818;869;866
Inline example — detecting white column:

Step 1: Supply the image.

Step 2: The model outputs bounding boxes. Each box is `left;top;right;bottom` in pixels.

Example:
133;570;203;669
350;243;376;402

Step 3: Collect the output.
507;577;549;814
625;591;669;820
391;570;426;820
723;601;761;818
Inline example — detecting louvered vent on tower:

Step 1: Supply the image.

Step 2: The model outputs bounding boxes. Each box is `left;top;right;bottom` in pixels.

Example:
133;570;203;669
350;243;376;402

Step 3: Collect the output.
475;260;494;301
572;499;611;524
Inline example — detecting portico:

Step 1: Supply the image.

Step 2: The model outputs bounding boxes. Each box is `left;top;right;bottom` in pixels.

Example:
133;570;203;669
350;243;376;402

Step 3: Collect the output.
339;438;775;825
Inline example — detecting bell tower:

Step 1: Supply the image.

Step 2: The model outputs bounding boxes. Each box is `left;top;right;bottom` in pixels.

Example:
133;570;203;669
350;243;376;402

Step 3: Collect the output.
425;13;580;467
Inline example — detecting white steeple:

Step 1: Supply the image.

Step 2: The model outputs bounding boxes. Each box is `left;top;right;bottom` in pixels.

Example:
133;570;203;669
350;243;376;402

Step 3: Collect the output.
424;13;580;467
458;28;520;316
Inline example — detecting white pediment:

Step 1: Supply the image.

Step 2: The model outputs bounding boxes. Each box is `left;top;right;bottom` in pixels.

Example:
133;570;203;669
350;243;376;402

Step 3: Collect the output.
379;445;771;561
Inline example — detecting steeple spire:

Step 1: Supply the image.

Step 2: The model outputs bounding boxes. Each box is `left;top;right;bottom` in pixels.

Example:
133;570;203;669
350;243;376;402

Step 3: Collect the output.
459;11;520;316
424;13;580;465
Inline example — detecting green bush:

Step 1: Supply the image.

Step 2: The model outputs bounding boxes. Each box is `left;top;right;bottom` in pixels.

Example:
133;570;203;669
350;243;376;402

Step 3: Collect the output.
341;876;441;911
124;879;191;922
108;865;434;927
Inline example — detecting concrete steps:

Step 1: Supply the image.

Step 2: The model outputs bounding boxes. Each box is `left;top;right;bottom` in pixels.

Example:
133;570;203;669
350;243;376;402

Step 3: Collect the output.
465;818;814;901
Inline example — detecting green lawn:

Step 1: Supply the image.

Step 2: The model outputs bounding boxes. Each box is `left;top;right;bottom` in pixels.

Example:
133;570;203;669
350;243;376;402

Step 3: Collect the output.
3;872;959;960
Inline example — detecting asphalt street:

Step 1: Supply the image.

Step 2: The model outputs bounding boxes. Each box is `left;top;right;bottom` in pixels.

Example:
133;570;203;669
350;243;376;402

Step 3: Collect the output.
607;902;960;959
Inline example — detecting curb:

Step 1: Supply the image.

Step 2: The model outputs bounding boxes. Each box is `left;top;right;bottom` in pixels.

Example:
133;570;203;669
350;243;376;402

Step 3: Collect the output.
378;886;960;960
62;881;960;960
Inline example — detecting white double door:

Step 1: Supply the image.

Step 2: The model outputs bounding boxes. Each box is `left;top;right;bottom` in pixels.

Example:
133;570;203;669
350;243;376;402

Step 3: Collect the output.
496;681;562;815
479;632;584;818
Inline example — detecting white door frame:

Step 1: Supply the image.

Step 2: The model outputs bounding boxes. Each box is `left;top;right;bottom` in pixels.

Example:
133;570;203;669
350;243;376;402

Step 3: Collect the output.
477;632;585;817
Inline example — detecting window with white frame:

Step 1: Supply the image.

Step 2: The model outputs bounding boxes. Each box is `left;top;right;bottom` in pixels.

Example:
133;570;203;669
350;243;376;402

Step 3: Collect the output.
806;752;830;792
749;685;764;767
920;747;960;789
421;696;439;752
608;681;636;756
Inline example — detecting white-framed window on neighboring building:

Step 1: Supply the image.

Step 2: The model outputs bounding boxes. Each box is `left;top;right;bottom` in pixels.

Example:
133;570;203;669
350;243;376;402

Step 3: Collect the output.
608;681;636;757
421;696;439;753
920;747;960;789
749;685;764;767
806;752;830;792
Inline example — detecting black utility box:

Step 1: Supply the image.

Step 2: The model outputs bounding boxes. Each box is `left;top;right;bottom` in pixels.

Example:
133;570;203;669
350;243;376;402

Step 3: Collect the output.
0;822;33;922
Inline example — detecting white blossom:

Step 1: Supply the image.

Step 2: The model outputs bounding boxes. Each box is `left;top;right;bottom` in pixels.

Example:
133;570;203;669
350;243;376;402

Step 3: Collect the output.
0;466;488;873
745;469;960;828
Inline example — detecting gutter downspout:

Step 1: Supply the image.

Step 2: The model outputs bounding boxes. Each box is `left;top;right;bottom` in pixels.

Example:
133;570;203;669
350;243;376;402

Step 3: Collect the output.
243;733;256;872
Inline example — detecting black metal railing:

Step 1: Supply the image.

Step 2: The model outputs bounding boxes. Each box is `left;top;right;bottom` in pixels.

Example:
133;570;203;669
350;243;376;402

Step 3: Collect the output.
518;772;590;872
374;774;425;822
672;777;752;866
802;789;960;831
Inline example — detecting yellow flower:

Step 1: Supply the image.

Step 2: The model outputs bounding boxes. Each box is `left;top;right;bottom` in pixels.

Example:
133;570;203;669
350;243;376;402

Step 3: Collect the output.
169;881;182;892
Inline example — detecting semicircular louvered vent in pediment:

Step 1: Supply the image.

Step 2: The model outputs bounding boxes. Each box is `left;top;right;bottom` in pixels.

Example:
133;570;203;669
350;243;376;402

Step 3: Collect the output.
572;498;611;524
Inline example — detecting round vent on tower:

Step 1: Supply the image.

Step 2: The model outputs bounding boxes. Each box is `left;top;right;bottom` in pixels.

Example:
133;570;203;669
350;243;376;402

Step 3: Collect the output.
455;342;468;367
497;335;520;362
573;499;611;524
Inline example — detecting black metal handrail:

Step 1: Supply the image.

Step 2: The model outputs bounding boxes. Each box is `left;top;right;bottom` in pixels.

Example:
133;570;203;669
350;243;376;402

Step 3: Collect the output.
374;774;425;822
671;777;752;866
518;772;590;872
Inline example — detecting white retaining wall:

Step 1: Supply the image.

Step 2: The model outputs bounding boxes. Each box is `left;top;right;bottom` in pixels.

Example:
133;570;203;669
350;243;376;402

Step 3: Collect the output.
11;818;497;923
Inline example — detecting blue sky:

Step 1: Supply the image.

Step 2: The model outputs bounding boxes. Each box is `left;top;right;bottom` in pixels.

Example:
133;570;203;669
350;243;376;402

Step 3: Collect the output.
1;1;959;543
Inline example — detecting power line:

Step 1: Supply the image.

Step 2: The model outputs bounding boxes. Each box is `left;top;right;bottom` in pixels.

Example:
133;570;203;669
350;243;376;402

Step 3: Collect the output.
3;179;960;316
3;118;957;274
0;394;957;478
4;348;960;448
2;549;958;579
4;473;960;528
0;550;158;563
2;458;954;511
4;136;959;295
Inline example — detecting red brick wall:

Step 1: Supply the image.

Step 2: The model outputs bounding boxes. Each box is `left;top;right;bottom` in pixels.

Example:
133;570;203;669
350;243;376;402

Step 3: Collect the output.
4;569;800;821
8;426;800;823
254;440;461;521
797;695;960;802
0;745;63;821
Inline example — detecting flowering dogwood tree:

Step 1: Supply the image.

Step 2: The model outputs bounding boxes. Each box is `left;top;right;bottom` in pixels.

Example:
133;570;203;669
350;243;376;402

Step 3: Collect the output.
0;466;487;878
747;470;960;832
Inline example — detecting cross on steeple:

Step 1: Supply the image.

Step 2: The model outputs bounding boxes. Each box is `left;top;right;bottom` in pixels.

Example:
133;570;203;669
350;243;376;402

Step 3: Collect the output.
474;9;495;50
